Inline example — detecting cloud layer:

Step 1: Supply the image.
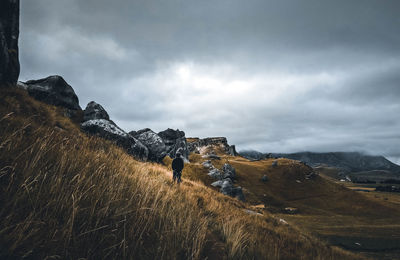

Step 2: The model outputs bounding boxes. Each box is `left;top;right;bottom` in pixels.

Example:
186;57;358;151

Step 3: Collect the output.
19;0;400;163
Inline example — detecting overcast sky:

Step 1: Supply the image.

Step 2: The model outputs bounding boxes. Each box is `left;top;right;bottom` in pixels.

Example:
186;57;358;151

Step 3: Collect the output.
19;0;400;163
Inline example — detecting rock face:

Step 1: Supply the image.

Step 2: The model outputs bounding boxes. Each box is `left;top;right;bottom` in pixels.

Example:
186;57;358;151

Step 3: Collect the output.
0;0;20;86
208;168;222;179
130;128;167;162
158;128;189;159
81;102;148;161
83;101;109;121
217;179;245;201
21;76;81;110
205;161;244;201
188;137;237;156
222;163;236;179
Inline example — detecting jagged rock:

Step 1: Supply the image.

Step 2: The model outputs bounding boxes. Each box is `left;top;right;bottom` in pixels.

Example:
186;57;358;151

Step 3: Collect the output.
22;76;81;110
131;128;167;162
228;145;237;156
83;101;109;121
261;175;269;182
234;187;245;201
158;128;189;159
208;168;222;179
188;137;237;156
222;163;236;179
220;179;233;194
0;0;20;86
202;160;213;169
220;179;245;201
81;118;148;161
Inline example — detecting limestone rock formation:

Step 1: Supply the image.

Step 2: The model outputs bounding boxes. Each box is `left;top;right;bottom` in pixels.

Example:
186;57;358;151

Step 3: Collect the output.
130;128;167;162
0;0;20;86
202;160;213;169
204;160;245;201
220;179;245;201
20;76;81;110
83;101;110;121
158;128;189;159
81;102;148;161
222;163;236;179
188;137;237;156
208;168;222;179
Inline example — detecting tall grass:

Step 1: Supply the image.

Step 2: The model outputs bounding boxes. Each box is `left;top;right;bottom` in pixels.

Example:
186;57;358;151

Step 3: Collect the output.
0;118;208;259
0;88;364;259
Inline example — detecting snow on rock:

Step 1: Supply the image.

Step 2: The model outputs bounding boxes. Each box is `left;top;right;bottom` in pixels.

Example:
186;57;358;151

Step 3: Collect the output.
130;128;167;162
81;103;148;161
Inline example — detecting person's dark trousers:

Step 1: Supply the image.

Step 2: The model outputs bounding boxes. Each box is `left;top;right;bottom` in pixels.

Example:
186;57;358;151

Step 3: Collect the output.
173;170;182;184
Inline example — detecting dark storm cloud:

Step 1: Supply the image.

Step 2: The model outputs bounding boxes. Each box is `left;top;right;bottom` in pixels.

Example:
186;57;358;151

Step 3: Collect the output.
19;0;400;164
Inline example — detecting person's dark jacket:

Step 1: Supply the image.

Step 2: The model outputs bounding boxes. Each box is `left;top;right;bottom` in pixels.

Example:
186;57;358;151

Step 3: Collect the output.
172;157;184;172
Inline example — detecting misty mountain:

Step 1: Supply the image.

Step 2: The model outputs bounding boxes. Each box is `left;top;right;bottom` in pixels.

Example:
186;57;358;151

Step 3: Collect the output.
240;151;400;174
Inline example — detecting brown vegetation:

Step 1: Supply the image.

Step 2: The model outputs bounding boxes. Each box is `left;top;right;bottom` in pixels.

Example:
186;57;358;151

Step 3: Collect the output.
0;88;363;259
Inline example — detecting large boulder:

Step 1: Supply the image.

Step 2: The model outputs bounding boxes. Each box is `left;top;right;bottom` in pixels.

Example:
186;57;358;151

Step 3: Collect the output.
0;0;20;86
220;179;245;201
83;101;109;121
131;128;167;162
81;102;148;161
208;168;222;179
222;163;236;179
158;128;189;159
21;76;81;110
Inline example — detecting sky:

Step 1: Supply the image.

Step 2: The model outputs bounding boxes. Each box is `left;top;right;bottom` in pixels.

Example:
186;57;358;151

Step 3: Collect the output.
19;0;400;164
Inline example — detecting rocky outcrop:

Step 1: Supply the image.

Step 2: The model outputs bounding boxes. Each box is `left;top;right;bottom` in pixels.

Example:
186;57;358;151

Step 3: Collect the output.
0;0;20;86
222;163;236;179
188;137;237;156
208;168;222;179
158;128;189;159
130;128;167;162
212;178;245;201
19;76;81;110
81;102;148;161
202;160;213;169
205;161;244;201
83;101;109;121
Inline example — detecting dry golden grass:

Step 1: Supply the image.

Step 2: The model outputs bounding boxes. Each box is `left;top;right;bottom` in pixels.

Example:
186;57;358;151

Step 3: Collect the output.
0;88;364;259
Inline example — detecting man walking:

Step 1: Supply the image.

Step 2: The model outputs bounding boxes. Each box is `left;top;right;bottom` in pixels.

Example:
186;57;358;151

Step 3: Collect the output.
172;152;184;184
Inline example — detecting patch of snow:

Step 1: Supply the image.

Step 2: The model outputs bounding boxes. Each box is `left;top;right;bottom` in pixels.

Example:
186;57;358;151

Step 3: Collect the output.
82;119;128;137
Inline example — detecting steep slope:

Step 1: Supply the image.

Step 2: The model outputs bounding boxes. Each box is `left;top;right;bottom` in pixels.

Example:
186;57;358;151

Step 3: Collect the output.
0;88;364;259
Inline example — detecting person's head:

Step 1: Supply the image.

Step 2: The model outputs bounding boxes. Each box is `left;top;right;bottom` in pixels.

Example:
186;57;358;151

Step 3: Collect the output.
176;152;181;158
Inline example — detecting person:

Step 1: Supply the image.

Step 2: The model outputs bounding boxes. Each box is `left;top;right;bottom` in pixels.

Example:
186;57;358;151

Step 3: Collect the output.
172;152;184;184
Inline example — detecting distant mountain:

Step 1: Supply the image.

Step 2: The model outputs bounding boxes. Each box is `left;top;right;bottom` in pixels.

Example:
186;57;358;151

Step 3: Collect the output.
238;150;269;160
240;150;400;174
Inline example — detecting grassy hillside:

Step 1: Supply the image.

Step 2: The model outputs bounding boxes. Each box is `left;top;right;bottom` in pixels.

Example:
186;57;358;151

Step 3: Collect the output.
0;87;364;259
184;145;400;259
